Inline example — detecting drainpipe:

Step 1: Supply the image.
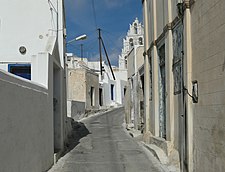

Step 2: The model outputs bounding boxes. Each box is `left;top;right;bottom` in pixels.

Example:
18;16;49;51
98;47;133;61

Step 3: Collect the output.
177;2;185;170
178;1;193;171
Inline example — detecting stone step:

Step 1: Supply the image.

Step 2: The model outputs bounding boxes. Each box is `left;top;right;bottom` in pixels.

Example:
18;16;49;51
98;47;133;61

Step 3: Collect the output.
141;142;169;165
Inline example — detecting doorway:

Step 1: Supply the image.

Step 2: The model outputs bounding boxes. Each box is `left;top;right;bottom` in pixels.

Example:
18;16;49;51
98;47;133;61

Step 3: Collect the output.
99;88;103;106
53;65;63;153
158;45;166;139
90;86;95;107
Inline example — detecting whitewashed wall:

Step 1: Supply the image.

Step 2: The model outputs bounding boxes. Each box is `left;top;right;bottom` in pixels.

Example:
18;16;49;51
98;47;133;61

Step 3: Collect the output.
87;61;127;107
0;0;65;83
0;70;53;172
0;0;67;168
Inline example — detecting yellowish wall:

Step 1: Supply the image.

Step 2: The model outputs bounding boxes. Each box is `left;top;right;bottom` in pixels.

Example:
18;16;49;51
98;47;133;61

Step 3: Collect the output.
191;0;225;171
67;69;86;102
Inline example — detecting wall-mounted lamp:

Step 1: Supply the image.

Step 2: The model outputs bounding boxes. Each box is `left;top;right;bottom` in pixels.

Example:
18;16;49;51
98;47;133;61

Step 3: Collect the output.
192;80;198;103
67;34;87;44
67;34;87;59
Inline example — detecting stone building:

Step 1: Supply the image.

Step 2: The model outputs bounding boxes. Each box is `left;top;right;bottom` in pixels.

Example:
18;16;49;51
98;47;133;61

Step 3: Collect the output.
67;55;99;119
0;0;67;171
141;0;225;172
126;46;145;129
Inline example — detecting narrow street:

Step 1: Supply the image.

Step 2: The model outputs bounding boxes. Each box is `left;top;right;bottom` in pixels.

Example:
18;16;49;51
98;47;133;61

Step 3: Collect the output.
49;108;165;172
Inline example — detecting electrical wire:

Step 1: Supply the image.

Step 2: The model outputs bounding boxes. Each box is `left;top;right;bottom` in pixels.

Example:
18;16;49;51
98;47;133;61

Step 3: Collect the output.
91;0;98;29
101;31;123;53
47;0;59;34
47;0;58;13
103;35;123;51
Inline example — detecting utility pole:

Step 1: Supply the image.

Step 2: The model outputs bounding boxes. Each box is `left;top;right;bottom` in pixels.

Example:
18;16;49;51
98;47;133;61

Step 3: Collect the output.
97;28;116;80
98;28;103;76
80;44;83;60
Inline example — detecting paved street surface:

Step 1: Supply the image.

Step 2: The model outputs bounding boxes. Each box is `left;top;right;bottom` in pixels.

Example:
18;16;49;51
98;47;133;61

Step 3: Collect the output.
49;108;165;172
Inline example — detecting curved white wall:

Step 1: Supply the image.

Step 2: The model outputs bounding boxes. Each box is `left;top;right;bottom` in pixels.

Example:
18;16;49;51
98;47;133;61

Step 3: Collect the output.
0;70;53;172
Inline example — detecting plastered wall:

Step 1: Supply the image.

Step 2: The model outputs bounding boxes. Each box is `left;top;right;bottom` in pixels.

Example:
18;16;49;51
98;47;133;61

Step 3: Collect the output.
191;0;225;171
0;71;53;172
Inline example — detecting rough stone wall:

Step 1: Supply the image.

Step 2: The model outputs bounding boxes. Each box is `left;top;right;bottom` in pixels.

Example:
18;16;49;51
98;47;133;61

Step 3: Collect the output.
191;1;225;171
67;69;86;102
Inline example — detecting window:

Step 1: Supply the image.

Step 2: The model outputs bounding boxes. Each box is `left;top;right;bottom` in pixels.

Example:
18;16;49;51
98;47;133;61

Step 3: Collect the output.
172;23;183;94
99;88;103;106
90;87;95;106
134;23;138;34
139;37;143;45
125;58;128;69
130;78;133;90
150;56;152;100
8;64;31;80
124;88;127;96
111;84;115;101
140;75;144;94
129;38;133;47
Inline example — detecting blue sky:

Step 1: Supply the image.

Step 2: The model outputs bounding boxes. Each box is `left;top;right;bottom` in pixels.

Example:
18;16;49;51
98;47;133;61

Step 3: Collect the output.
65;0;143;66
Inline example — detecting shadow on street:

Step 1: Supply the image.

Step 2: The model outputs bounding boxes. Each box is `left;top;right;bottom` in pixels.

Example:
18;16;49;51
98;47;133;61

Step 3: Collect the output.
62;119;91;156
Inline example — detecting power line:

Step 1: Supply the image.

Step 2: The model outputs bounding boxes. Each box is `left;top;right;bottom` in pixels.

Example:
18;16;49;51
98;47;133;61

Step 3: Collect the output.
101;31;124;54
91;0;98;29
47;0;58;13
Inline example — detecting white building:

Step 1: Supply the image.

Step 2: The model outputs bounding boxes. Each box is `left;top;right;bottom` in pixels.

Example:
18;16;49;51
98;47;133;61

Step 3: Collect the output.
0;0;67;171
119;18;144;69
119;18;145;129
87;61;127;108
125;46;144;129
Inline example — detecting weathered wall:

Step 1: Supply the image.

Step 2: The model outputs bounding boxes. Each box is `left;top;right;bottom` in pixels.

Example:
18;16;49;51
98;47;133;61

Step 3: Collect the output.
126;49;135;125
124;80;131;124
67;69;86;102
127;49;135;78
143;0;187;168
191;0;225;171
85;70;99;110
156;0;166;38
67;68;99;113
147;0;154;44
126;46;144;128
0;71;53;172
67;100;85;120
136;46;144;70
